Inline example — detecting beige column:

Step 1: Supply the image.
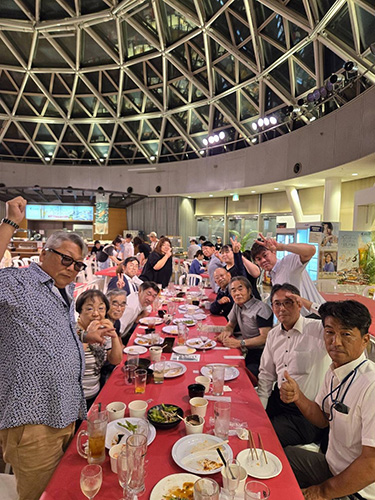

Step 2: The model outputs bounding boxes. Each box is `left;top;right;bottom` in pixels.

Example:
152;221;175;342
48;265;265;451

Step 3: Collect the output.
323;178;341;221
285;186;304;223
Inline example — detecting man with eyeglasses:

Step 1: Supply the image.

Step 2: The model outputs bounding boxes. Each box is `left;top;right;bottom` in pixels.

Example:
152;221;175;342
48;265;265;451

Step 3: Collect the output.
257;283;331;448
107;256;142;295
119;281;160;342
0;197;113;500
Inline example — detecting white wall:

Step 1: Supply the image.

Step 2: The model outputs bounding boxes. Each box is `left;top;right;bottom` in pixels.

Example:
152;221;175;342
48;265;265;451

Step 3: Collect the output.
1;86;375;196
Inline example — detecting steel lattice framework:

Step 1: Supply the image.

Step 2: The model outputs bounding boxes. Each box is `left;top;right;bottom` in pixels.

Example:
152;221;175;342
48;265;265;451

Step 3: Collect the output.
0;0;374;166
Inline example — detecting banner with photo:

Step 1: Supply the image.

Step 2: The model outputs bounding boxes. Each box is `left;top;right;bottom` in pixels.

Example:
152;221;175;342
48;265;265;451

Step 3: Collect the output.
337;231;375;285
95;193;109;234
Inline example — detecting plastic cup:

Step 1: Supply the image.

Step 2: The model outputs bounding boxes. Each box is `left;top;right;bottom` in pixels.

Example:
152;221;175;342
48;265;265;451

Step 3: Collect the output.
212;365;225;396
195;376;210;393
106;402;126;421
185;415;205;435
188;383;205;398
149;346;162;362
244;481;270;499
128;400;148;418
214;401;231;440
134;369;147;394
124;365;137;385
153;355;166;384
189;397;208;418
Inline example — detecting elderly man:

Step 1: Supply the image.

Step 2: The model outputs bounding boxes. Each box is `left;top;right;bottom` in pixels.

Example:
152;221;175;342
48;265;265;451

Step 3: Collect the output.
120;281;160;341
107;256;142;295
0;197;113;500
187;239;201;260
201;241;224;292
107;289;127;335
251;233;324;309
217;276;273;377
148;231;159;251
257;284;331;447
210;267;234;318
281;301;375;500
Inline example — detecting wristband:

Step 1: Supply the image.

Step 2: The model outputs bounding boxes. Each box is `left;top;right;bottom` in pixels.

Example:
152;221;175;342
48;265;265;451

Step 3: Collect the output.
1;218;19;230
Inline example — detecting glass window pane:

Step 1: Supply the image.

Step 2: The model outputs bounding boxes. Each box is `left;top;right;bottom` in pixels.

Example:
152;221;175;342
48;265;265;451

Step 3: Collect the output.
262;15;286;47
326;5;355;50
293;61;316;95
356;5;375;52
295;42;315;73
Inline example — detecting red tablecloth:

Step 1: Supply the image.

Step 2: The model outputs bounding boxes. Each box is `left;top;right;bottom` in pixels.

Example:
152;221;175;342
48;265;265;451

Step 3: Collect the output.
41;308;303;500
322;292;375;337
95;267;117;278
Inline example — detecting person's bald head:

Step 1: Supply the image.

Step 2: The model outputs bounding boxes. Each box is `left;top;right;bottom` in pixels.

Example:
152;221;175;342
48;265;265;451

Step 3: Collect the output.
214;267;232;290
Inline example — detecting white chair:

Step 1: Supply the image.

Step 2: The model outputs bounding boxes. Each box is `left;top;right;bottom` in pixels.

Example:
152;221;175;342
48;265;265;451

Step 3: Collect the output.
11;258;23;268
0;473;18;500
21;257;32;266
362;285;375;300
182;261;191;274
30;255;40;263
179;274;203;286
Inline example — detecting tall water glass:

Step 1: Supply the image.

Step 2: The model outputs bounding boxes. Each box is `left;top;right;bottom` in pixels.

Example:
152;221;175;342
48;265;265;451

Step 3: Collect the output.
80;464;102;500
244;481;270;499
193;478;219;500
127;352;139;368
214;401;231;440
212;365;225;396
126;434;147;495
224;459;241;500
117;450;128;500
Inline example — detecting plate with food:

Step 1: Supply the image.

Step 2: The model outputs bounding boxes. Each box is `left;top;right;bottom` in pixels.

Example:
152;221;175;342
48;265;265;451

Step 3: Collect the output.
147;404;184;429
200;363;240;381
173;345;196;355
150;473;200;500
162;325;179;335
139;317;164;326
123;345;148;355
236;448;282;479
172;434;233;475
184;313;207;321
178;305;200;313
134;335;164;347
149;361;187;378
186;338;217;350
173;318;196;327
105;418;156;449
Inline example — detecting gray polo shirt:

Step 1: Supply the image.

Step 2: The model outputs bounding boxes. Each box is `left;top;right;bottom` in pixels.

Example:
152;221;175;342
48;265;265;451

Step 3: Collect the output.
228;297;273;343
207;254;224;292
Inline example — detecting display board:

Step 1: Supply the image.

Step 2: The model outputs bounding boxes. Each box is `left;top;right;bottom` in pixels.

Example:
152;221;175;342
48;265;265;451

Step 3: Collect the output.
26;205;94;221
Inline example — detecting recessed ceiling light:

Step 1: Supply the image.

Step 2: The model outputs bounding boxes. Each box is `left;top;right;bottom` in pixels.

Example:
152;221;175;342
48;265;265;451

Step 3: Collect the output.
229;193;234;195
352;173;358;176
274;187;279;191
187;196;191;198
251;190;256;193
209;194;213;197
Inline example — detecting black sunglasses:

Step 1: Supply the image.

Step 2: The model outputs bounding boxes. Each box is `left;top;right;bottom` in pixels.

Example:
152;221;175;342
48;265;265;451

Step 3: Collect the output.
46;248;87;272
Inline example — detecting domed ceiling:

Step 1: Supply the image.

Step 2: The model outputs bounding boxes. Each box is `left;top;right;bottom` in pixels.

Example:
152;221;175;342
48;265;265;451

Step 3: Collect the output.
0;0;374;166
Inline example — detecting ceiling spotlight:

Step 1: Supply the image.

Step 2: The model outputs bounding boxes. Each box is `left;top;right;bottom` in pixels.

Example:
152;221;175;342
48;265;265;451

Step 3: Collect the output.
325;81;334;92
309;116;316;122
352;173;358;176
297;98;305;107
199;150;205;155
307;93;315;103
257;118;264;127
251;137;257;143
45;156;51;162
251;122;258;131
203;138;208;146
270;116;277;125
219;131;225;140
313;89;321;100
273;187;279;191
208;136;215;144
319;86;328;98
263;117;270;127
187;195;192;198
99;158;104;163
209;194;213;197
213;135;220;143
150;155;156;161
48;151;53;157
286;105;294;114
251;190;256;193
344;61;357;72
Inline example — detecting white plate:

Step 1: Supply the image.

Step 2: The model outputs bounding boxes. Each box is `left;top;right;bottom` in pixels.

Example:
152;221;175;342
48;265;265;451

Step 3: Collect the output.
178;305;200;313
173;345;197;355
149;361;187;378
173;318;197;327
184;313;207;321
200;363;240;381
162;325;179;335
237;448;282;479
139;317;164;326
105;418;156;449
134;335;164;347
123;345;148;355
150;473;200;500
172;434;233;475
186;338;217;350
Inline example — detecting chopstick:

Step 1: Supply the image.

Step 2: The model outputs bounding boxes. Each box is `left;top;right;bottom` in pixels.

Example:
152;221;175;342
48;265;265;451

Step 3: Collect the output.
247;429;259;461
258;432;268;464
190;439;229;455
216;448;235;480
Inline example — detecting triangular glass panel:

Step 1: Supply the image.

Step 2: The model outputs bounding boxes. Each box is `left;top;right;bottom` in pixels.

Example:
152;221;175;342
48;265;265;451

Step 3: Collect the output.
81;31;114;66
91;124;107;143
326;5;355;50
165;138;185;153
148;118;163;132
35;124;55;141
33;39;71;68
231;0;247;16
8;71;24;88
217;55;236;81
39;0;69;20
165;121;180;138
265;85;284;110
295;42;315;73
62;127;82;143
52;75;71;95
54;97;71;114
23;77;41;93
190;111;207;133
96;101;112;117
293;61;316;95
205;0;233;17
192;85;206;102
146;65;163;86
169;87;187;107
115;127;131;142
213;108;231;128
239;62;255;82
78;97;97;114
141;122;158;141
75;124;91;140
215;71;234;93
253;2;274;27
0;72;18;91
45;101;62;118
239;41;256;64
56;147;69;159
240;95;257;120
56;36;76;63
127;91;143;110
232;15;251;45
288;22;309;47
355;4;375;52
127;121;140;136
196;105;210;122
0;3;29;20
175;111;189;129
178;0;197;12
269;61;291;93
170;44;188;66
118;144;136;158
220;94;237;115
164;4;197;44
322;46;345;80
122;21;155;59
190;47;206;71
285;0;308;18
168;62;183;81
59;73;75;89
211;13;232;43
4;123;23;140
149;88;163;105
0;39;23;66
101;123;115;139
26;95;47;114
6;141;29;156
102;74;118;93
211;39;227;60
21;122;38;137
262;39;284;66
262;15;286;48
49;123;64;138
71;101;88;118
171;79;190;100
316;0;336;20
133;5;158;37
121;98;137;116
91;19;119;54
81;0;112;15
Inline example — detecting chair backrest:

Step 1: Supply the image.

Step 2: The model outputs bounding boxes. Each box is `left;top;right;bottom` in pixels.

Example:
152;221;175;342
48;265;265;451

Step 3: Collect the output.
11;258;23;268
30;255;40;263
362;285;375;300
186;274;203;286
182;261;191;274
21;257;32;266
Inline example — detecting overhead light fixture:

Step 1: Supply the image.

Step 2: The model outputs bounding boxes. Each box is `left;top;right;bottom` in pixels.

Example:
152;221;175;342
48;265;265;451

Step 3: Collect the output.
199;150;205;155
251;190;256;193
251;138;257;143
274;187;279;191
214;135;220;143
352;173;358;176
208;136;215;144
188;195;192;198
251;123;258;131
232;194;239;201
150;155;156;161
99;158;104;163
203;138;208;146
257;118;264;127
344;61;357;73
45;156;51;162
209;194;213;197
263;117;270;126
270;116;277;125
219;131;225;140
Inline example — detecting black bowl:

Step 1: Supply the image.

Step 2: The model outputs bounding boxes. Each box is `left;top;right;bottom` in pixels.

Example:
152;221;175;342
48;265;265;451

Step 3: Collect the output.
123;358;151;371
147;404;184;429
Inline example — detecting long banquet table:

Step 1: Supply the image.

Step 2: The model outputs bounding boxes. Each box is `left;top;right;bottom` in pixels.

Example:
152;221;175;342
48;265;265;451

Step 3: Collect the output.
41;294;303;500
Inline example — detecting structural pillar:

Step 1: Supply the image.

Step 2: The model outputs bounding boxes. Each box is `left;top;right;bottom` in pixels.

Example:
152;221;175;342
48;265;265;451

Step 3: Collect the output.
285;186;304;223
323;178;341;222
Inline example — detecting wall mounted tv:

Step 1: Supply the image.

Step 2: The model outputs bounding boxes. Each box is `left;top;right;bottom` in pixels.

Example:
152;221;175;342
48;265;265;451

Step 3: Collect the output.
26;205;94;222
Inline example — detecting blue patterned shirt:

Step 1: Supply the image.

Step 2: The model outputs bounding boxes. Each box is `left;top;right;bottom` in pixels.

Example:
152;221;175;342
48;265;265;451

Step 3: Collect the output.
0;262;86;429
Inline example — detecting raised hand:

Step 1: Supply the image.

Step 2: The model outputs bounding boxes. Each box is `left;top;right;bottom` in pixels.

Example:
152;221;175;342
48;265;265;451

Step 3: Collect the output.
257;233;279;252
230;236;241;253
280;370;300;404
284;292;303;308
6;196;27;225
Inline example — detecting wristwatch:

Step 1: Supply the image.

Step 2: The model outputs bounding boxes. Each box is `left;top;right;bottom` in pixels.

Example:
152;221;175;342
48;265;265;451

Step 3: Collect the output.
240;339;246;348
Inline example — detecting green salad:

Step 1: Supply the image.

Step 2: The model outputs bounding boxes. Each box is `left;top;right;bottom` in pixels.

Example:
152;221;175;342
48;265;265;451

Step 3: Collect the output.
148;404;179;423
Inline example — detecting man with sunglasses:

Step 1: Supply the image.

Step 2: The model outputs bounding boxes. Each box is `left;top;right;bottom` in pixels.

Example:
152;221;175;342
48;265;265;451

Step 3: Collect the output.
257;283;330;448
0;197;114;500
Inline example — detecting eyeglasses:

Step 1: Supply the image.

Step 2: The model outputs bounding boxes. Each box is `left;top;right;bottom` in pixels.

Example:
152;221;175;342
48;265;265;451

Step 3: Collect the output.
272;299;294;309
82;305;107;314
46;248;87;272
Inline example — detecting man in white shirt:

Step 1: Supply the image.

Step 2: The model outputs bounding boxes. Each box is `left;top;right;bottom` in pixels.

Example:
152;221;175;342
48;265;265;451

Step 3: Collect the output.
148;232;159;251
122;234;134;260
251;233;324;308
187;239;201;260
257;283;331;447
119;281;160;340
201;241;224;292
281;300;375;500
107;257;142;295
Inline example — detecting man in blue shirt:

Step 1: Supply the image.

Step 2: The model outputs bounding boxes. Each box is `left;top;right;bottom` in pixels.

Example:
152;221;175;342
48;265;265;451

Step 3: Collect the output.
0;197;114;500
210;267;234;318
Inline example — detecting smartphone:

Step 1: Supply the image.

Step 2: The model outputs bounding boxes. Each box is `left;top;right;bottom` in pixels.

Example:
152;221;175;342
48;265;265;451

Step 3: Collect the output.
162;337;175;353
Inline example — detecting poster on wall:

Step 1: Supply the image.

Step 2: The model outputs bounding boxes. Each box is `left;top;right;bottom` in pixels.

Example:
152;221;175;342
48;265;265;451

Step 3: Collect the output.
321;222;339;248
95;194;109;235
309;225;323;244
319;250;337;278
337;231;375;285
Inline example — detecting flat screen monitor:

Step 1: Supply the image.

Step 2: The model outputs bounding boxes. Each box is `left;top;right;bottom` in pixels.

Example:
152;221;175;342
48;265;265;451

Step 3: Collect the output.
26;205;94;222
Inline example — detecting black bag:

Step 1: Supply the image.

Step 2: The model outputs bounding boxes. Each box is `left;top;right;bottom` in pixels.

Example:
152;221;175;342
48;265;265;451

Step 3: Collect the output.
96;245;110;263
